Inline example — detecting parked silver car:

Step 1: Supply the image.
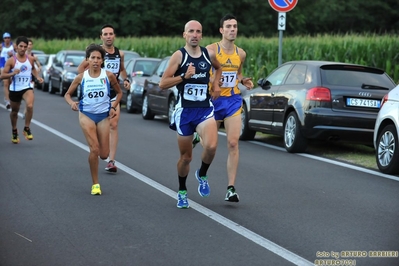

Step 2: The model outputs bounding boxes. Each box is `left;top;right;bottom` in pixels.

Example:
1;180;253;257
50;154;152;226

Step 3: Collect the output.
373;84;399;174
39;54;55;91
121;50;140;65
34;54;49;89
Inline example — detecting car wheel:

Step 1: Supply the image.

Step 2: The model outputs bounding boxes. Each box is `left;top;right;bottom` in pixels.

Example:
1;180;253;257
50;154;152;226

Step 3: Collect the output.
126;92;138;113
376;124;399;174
42;81;49;92
60;81;66;96
239;103;256;140
142;93;155;120
48;78;55;94
284;111;307;153
167;96;176;123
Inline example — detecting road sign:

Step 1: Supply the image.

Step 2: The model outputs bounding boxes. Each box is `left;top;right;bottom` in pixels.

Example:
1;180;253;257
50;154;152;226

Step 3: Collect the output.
268;0;298;13
278;12;286;30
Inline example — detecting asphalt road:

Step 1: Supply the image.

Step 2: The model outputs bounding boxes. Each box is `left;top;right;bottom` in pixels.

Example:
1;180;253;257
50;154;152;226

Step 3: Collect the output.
1;86;399;266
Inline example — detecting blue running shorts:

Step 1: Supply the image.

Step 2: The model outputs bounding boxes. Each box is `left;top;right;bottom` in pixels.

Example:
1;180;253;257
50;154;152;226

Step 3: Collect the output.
80;111;109;124
0;57;6;68
212;94;242;121
170;106;214;136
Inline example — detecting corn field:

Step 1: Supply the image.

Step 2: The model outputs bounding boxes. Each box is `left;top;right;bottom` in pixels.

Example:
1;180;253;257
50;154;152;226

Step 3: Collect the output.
37;34;399;83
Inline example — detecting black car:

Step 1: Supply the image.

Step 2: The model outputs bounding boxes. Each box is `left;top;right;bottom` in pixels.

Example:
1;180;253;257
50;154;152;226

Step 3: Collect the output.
142;56;178;123
240;60;397;153
48;50;85;96
122;57;161;112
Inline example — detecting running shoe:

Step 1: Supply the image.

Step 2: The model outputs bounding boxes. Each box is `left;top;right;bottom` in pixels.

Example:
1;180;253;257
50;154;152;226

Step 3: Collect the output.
225;188;240;202
177;190;189;208
91;184;102;195
23;127;33;140
195;169;210;197
192;132;200;148
11;131;19;144
105;160;117;173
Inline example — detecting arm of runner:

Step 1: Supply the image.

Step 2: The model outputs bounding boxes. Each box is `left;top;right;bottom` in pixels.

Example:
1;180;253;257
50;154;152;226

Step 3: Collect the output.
108;71;122;108
118;51;130;90
237;49;253;90
34;55;42;69
77;60;89;74
159;50;183;90
207;47;222;100
30;56;43;83
0;57;19;79
64;74;83;111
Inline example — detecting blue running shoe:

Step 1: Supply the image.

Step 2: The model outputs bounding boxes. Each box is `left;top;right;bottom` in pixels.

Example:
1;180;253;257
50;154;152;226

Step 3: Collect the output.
177;190;189;208
195;169;210;197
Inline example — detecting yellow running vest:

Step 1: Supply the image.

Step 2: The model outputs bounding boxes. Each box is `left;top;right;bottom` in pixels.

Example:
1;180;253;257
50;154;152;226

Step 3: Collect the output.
210;42;242;97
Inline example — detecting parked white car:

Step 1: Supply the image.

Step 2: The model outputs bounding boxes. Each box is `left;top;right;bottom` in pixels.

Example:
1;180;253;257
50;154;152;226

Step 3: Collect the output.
373;84;399;174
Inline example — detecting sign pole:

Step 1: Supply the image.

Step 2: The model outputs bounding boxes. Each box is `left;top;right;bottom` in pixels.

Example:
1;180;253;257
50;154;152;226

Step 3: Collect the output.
278;30;283;66
268;0;298;66
277;12;286;66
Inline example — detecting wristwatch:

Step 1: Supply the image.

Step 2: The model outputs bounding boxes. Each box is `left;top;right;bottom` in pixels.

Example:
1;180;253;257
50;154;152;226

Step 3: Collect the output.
180;73;186;80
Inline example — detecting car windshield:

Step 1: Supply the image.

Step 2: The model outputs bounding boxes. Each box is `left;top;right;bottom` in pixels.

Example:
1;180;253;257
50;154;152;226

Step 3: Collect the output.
133;61;160;76
36;55;49;65
65;54;85;66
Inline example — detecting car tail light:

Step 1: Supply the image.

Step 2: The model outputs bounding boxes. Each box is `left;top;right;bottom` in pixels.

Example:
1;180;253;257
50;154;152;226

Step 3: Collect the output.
306;87;331;101
380;94;388;108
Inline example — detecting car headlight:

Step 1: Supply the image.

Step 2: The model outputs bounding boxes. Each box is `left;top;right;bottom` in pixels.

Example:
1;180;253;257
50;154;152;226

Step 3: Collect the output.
63;71;77;80
131;83;143;93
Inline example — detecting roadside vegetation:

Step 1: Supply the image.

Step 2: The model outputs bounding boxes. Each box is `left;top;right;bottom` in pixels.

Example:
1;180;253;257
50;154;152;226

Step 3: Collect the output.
34;34;399;83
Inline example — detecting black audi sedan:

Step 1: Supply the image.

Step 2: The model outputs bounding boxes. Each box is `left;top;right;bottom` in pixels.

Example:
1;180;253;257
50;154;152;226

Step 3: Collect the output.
240;60;397;153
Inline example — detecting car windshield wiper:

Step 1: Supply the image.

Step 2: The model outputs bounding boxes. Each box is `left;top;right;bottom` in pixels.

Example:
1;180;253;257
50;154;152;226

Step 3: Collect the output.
361;83;390;90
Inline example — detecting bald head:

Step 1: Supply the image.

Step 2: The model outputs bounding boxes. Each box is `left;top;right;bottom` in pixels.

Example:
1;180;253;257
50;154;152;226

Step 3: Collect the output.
184;20;202;32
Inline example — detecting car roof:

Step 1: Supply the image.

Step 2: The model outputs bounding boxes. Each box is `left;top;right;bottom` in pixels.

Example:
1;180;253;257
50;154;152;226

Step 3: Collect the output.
122;50;139;54
285;60;375;68
127;57;161;62
32;49;45;54
283;60;385;73
59;50;85;54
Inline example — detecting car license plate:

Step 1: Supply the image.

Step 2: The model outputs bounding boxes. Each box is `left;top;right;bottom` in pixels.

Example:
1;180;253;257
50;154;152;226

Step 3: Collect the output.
346;98;381;108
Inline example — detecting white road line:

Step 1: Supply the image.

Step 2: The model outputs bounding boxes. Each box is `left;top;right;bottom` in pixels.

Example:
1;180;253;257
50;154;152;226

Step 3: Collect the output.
25;116;313;265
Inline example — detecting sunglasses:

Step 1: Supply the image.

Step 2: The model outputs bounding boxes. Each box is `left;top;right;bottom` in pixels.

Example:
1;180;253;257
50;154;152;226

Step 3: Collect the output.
3;37;10;39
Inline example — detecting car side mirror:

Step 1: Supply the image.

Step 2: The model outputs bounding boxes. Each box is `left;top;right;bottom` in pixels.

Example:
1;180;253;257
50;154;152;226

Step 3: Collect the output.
258;78;272;90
